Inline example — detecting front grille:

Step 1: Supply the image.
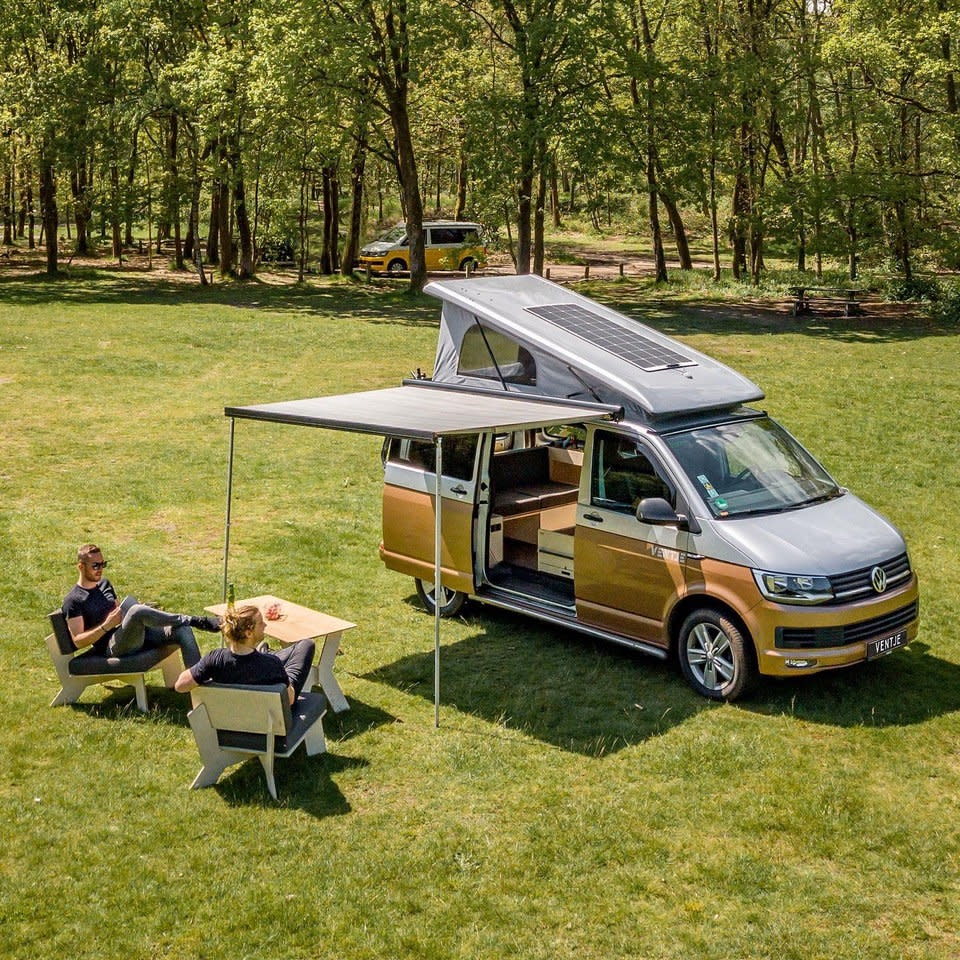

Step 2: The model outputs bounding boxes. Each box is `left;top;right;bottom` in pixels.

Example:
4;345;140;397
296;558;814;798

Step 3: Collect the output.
775;600;919;650
827;552;912;603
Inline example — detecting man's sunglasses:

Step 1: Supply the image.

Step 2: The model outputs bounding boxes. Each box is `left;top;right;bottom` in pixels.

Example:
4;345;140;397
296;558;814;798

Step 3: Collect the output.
86;560;109;570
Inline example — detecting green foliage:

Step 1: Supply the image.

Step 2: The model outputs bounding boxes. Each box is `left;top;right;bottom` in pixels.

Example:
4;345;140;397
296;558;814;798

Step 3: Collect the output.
930;279;960;324
884;274;943;302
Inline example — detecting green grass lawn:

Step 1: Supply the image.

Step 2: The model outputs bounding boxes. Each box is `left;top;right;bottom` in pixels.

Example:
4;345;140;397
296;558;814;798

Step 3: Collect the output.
1;267;958;959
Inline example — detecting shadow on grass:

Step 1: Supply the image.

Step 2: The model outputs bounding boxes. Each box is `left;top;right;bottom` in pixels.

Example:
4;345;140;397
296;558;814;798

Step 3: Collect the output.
212;750;365;816
365;604;960;755
0;268;440;326
600;295;958;345
363;602;709;756
742;640;960;727
67;690;394;814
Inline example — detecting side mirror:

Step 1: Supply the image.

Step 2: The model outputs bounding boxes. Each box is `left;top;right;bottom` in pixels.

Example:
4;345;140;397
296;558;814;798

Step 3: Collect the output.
637;497;688;529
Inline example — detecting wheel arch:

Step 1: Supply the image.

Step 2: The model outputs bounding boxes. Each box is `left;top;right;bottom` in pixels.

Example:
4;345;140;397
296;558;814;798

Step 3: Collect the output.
667;594;757;670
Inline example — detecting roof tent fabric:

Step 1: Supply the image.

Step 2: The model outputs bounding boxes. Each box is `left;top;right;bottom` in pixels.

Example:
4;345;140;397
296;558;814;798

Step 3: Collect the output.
225;380;621;439
424;274;765;423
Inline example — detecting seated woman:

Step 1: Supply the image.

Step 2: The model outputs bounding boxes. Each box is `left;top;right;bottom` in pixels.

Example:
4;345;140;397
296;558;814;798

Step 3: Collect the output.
175;605;315;705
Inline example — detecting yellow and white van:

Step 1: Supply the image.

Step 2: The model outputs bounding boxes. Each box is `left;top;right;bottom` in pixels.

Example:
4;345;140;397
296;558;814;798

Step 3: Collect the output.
358;220;486;275
227;275;919;701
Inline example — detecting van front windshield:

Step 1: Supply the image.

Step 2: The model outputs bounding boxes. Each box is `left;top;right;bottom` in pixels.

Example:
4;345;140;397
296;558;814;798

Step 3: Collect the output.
664;417;841;518
378;224;407;244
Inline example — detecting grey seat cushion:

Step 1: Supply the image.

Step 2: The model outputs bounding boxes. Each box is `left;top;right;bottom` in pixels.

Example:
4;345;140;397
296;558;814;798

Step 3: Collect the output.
68;644;179;676
217;691;328;755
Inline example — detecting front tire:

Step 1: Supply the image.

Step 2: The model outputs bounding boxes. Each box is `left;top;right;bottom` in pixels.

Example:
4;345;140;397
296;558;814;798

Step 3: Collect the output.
387;258;407;275
678;608;757;701
415;578;468;617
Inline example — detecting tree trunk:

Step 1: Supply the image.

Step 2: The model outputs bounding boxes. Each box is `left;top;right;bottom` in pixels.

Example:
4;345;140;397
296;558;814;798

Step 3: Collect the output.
40;157;58;275
2;163;12;246
533;163;546;276
341;125;367;276
71;154;92;255
217;146;233;275
207;184;220;265
391;98;425;291
26;183;35;249
455;141;467;221
125;129;138;248
169;113;183;270
658;185;692;270
319;165;339;274
550;159;561;228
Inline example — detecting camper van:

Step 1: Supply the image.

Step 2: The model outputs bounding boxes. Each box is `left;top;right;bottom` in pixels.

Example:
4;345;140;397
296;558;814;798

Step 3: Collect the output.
376;276;919;700
227;275;918;702
358;220;486;275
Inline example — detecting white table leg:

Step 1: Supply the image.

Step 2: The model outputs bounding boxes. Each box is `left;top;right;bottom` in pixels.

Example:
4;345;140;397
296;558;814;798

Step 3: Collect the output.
314;630;349;713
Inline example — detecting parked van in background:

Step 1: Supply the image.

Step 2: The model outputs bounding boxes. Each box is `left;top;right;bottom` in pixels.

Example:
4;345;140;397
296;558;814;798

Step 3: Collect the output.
359;220;486;275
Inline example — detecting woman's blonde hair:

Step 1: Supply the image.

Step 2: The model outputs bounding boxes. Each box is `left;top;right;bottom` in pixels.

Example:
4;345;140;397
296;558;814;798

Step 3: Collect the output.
222;604;262;646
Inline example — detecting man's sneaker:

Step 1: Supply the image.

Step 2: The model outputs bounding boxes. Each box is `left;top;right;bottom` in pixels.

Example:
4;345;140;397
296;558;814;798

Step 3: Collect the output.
256;640;271;653
189;615;222;633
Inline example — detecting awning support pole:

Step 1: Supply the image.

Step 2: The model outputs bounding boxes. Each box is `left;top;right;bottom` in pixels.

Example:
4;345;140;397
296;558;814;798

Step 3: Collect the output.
222;417;236;604
434;435;443;729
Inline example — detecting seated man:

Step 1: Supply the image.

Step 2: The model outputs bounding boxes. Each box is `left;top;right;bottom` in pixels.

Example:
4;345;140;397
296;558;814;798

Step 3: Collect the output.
175;605;315;705
63;543;221;668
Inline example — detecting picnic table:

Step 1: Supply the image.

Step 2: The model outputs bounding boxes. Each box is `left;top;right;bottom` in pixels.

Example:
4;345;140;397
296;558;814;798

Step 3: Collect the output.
205;594;355;713
790;285;863;317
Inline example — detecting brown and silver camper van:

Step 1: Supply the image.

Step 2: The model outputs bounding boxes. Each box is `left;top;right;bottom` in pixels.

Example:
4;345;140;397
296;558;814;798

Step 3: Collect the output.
227;275;919;701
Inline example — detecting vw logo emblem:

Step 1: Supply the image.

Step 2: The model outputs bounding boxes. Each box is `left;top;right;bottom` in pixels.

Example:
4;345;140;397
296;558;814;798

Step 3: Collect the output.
871;566;887;593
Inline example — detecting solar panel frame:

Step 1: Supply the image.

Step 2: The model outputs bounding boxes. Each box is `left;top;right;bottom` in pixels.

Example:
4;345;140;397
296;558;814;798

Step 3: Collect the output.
525;302;697;372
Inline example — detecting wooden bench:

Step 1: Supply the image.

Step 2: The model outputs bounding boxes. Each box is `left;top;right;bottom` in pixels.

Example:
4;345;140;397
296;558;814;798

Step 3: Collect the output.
45;610;181;712
790;285;863;317
186;683;328;800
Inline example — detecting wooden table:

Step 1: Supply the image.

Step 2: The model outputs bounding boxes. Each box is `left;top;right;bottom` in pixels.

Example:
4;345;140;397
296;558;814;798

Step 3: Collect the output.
205;594;355;713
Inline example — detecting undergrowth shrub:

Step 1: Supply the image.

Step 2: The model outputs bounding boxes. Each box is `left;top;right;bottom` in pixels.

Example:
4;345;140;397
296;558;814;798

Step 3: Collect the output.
884;275;942;302
930;281;960;324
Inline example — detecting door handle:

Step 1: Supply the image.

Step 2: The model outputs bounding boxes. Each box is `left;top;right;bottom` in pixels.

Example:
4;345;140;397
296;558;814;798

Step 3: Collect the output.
583;512;604;523
450;484;468;496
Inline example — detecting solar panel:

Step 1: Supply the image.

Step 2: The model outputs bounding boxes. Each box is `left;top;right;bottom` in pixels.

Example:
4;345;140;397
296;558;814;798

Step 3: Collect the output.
525;303;696;372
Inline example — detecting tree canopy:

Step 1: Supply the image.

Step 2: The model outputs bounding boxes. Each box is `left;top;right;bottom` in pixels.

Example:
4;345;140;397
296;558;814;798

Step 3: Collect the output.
1;0;958;287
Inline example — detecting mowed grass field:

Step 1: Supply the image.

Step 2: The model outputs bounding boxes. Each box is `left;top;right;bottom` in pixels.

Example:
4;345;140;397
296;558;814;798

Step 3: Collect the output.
1;268;958;959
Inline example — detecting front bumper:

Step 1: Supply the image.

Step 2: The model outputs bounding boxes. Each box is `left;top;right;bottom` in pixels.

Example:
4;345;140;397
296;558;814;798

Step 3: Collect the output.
745;574;920;677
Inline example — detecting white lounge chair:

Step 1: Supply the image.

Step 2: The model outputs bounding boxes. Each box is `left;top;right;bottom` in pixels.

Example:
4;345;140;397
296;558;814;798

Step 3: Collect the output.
186;683;328;800
45;610;180;712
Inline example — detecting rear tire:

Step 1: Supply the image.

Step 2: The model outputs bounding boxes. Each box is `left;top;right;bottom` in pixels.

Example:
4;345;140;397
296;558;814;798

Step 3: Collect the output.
678;608;757;701
459;257;477;273
415;578;468;617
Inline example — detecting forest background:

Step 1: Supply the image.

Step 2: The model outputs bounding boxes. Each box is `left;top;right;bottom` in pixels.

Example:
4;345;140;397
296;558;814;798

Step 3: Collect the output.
1;0;959;293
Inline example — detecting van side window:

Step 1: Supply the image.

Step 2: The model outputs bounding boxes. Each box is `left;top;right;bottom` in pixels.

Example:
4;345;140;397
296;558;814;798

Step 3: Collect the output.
591;431;675;512
385;435;478;481
457;326;536;385
430;227;468;244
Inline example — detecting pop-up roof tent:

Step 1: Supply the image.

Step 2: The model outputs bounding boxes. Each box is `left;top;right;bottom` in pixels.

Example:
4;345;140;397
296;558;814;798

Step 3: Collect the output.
220;275;762;725
426;274;764;421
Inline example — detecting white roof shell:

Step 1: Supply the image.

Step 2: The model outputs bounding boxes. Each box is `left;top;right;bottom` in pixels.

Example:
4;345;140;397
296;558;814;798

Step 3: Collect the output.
425;274;764;423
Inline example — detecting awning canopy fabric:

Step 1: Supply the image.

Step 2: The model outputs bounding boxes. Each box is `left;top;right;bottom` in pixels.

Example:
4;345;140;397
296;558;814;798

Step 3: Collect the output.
222;380;621;729
225;380;622;440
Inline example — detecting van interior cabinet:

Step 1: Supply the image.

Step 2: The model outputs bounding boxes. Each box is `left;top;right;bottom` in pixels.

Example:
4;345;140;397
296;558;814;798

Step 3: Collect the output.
537;528;575;579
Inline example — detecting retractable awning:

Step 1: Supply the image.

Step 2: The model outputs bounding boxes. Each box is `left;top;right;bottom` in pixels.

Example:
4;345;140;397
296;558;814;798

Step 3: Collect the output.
222;380;622;726
225;379;622;439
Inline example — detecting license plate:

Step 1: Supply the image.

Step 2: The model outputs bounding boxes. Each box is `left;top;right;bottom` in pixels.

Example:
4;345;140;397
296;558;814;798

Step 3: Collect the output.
866;630;908;660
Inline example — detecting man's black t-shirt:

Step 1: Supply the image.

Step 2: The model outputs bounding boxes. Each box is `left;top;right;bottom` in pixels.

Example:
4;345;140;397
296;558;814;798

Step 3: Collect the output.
62;579;119;654
189;648;289;688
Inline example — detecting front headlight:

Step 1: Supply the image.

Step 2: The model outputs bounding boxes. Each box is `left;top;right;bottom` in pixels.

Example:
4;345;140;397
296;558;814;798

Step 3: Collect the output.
752;569;834;605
